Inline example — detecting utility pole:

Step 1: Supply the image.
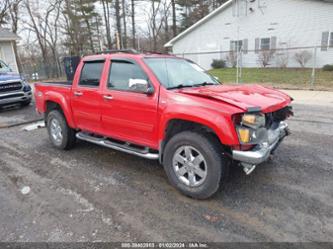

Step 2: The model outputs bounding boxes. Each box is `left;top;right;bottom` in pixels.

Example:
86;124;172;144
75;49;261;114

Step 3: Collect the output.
311;46;317;88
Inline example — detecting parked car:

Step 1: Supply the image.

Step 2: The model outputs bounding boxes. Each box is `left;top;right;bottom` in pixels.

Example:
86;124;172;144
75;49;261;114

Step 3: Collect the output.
0;60;32;107
34;50;293;199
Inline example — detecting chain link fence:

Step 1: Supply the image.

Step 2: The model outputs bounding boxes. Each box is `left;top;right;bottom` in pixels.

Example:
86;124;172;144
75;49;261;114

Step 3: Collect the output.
174;46;333;90
21;60;66;82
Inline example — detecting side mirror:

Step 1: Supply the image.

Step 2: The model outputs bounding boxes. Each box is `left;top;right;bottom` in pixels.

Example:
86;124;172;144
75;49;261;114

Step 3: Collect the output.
145;86;154;95
129;78;154;95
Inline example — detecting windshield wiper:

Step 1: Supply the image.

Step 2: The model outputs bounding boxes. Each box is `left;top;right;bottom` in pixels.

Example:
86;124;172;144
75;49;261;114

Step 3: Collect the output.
167;84;195;90
192;82;216;87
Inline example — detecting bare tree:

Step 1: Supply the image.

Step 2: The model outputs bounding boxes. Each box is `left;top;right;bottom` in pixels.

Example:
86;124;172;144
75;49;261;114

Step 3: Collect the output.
0;0;10;26
25;0;64;78
101;0;112;49
25;0;50;77
44;0;63;77
131;0;135;48
294;50;312;68
122;0;127;48
171;0;176;37
146;0;171;51
258;50;275;68
8;0;23;72
115;0;122;48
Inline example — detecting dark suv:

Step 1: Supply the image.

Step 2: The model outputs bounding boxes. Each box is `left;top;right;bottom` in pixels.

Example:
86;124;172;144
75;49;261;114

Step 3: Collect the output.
0;60;32;107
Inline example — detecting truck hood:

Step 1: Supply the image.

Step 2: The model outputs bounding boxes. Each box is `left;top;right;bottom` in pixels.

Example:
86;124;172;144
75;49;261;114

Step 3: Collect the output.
0;72;22;83
177;84;292;113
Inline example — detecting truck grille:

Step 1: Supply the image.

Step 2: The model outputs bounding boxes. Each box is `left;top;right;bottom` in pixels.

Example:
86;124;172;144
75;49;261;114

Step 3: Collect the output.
0;81;22;93
0;93;24;100
266;106;293;128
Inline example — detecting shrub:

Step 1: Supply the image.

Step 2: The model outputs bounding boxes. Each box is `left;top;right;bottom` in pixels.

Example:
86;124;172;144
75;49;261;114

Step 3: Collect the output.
323;64;333;71
275;51;289;68
211;59;226;69
294;50;312;68
258;50;275;68
226;51;237;68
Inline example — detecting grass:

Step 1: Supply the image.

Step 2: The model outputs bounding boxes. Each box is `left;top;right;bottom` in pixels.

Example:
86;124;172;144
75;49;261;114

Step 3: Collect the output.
209;68;333;90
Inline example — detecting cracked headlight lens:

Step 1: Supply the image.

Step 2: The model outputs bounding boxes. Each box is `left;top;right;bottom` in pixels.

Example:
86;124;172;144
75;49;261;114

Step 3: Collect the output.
235;113;267;144
242;113;265;128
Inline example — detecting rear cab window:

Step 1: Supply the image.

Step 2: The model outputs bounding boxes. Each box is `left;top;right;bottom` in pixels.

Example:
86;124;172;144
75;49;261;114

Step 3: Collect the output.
79;61;104;87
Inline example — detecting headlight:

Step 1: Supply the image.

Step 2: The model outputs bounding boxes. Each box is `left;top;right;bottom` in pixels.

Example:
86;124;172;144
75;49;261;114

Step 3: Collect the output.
237;126;268;144
22;80;32;92
242;114;265;128
235;113;267;144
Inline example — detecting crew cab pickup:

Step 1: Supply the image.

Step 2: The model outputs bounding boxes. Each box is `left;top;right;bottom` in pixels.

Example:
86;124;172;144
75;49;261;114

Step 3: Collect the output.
35;51;293;199
0;60;32;107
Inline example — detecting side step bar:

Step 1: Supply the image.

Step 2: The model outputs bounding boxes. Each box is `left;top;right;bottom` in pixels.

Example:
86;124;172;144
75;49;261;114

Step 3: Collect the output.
76;132;159;160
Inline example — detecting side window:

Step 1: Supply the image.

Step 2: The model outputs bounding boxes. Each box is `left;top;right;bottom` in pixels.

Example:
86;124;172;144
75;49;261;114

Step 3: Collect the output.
108;61;148;92
79;61;104;87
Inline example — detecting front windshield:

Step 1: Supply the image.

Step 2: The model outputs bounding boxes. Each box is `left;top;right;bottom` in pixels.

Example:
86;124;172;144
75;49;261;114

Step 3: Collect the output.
0;61;12;73
144;58;219;89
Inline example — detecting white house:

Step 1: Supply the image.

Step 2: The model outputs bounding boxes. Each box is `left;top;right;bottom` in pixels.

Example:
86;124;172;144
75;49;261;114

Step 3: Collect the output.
0;28;19;73
165;0;333;69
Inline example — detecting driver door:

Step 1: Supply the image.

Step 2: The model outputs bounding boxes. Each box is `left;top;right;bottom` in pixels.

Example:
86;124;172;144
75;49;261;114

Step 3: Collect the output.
101;59;159;148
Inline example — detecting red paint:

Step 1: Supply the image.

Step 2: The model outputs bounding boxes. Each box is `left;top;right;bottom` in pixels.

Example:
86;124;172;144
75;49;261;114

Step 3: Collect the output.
34;53;292;150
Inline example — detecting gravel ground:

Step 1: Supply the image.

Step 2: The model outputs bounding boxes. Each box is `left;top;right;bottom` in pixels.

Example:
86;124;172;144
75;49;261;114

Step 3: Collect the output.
0;99;332;242
0;103;42;128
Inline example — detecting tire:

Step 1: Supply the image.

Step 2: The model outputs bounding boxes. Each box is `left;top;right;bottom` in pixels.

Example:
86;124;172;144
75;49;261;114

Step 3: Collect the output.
46;110;76;150
163;131;229;199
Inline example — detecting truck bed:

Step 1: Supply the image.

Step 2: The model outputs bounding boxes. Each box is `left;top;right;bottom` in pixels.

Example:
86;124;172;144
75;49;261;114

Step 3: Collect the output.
34;81;73;114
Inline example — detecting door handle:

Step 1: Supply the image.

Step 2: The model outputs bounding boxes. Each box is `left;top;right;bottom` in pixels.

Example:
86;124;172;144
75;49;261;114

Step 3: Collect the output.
103;95;113;100
74;91;83;96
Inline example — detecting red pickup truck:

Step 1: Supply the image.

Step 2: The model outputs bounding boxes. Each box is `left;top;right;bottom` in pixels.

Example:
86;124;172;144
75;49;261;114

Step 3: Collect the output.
35;51;293;199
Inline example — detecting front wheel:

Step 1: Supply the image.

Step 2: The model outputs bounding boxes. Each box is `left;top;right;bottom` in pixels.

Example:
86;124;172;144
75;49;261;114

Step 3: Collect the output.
163;131;229;199
46;110;76;150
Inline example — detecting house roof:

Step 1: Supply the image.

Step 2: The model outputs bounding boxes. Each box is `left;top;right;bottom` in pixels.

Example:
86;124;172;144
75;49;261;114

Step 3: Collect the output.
164;0;333;48
164;0;233;47
0;28;19;41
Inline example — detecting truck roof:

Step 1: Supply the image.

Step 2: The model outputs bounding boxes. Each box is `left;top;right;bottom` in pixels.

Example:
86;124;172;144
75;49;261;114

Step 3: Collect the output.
82;51;177;62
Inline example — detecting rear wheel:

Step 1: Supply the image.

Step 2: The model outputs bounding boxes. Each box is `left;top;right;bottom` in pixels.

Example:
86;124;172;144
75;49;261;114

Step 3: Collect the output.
46;110;76;150
163;131;229;199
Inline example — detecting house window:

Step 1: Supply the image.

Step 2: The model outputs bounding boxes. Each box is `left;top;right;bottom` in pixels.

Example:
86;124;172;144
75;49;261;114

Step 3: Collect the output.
230;40;243;52
330;32;333;48
260;38;271;50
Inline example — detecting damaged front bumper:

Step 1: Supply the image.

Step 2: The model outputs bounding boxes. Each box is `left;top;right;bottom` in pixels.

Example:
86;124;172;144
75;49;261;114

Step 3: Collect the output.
232;122;290;174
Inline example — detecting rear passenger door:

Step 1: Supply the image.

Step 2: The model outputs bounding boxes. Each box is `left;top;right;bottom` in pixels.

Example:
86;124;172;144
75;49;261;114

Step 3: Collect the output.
71;60;105;133
101;59;159;148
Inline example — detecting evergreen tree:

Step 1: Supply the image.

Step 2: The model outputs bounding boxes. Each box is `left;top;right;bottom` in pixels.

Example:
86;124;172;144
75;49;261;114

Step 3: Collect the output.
63;0;99;55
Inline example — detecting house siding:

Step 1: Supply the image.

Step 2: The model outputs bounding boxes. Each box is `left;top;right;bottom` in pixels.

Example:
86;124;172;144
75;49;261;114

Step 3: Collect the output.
171;0;333;69
0;41;18;73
